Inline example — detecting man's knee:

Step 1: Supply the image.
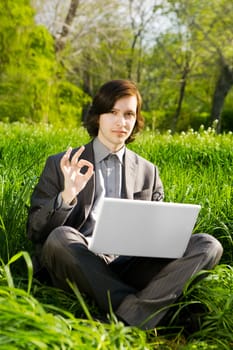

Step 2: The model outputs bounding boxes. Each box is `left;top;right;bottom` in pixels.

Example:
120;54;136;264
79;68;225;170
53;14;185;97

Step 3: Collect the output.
190;233;223;267
42;226;88;265
44;226;87;249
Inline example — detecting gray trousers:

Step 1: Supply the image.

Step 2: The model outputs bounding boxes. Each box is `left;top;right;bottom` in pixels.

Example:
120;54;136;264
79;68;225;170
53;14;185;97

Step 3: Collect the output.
41;226;223;330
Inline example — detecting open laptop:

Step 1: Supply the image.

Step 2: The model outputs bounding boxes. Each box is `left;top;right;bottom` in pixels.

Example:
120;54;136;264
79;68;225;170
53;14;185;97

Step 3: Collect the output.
89;198;201;259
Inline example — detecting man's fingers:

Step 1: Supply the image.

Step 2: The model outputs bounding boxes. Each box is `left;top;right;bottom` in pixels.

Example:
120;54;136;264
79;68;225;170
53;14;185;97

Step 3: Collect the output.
61;145;86;169
60;147;72;168
71;146;85;165
85;166;94;181
75;158;94;179
83;163;94;180
76;159;93;170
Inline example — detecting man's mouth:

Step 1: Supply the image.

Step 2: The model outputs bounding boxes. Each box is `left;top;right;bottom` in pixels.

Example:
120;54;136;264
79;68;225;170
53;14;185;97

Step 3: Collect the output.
112;130;127;135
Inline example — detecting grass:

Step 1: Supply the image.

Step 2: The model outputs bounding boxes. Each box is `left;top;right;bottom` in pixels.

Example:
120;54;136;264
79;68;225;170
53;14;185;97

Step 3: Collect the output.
0;286;150;349
0;122;232;349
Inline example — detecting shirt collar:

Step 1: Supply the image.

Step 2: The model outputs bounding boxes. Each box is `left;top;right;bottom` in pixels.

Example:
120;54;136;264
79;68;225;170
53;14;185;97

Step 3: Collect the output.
93;137;125;164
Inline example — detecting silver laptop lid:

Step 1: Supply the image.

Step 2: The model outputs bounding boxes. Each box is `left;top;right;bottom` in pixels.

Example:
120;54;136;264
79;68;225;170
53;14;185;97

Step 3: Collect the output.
89;198;201;258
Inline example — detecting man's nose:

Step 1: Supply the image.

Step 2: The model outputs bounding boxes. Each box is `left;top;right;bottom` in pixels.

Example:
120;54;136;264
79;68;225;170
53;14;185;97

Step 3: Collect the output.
115;114;125;125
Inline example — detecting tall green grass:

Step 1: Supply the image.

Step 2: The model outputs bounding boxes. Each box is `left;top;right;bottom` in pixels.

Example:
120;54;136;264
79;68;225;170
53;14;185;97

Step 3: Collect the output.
183;265;233;349
132;128;233;265
1;252;231;349
0;122;232;349
0;253;151;350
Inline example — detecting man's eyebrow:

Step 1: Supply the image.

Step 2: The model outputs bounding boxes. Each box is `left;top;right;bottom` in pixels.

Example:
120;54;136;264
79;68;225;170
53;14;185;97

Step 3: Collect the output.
111;107;136;114
126;109;136;114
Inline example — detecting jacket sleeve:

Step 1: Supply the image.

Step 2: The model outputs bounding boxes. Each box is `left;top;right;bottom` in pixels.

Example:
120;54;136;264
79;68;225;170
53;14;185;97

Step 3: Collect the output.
27;154;75;244
152;165;164;202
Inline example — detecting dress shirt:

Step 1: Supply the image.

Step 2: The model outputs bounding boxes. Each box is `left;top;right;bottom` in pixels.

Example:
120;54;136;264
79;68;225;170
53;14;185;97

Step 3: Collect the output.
79;137;125;236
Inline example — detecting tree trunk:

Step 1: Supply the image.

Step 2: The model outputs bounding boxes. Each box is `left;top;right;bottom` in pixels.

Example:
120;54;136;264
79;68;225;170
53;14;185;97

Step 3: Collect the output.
55;0;80;53
210;64;233;133
171;62;190;133
127;32;140;80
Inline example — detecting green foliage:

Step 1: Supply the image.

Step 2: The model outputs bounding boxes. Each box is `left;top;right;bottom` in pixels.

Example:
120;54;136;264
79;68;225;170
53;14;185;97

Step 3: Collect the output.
54;81;91;126
180;265;233;349
0;286;150;349
0;0;90;126
1;0;233;132
0;252;151;350
1;251;232;349
0;1;54;122
138;0;233;132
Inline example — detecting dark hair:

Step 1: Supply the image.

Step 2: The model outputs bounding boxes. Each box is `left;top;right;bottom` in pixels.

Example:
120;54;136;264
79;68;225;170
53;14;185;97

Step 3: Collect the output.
83;79;144;143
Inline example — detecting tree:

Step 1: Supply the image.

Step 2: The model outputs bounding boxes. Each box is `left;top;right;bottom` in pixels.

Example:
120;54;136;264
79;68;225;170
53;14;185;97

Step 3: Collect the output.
211;62;233;131
55;0;80;53
0;0;90;124
167;0;233;132
30;0;233;132
32;0;166;95
33;0;129;94
0;0;51;122
125;0;163;81
153;32;195;132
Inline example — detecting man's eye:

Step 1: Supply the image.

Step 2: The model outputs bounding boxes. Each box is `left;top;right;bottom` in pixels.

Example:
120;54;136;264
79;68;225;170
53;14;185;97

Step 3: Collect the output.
126;112;135;118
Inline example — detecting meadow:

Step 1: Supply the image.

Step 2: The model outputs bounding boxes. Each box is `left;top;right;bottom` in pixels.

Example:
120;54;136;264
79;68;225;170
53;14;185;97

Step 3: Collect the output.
0;122;232;349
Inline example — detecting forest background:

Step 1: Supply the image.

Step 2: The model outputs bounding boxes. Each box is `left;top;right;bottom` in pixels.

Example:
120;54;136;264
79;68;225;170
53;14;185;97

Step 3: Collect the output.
1;0;233;133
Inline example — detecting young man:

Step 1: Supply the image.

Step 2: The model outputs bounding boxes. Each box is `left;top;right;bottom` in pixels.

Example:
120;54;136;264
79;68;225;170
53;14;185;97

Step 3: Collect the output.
27;79;223;330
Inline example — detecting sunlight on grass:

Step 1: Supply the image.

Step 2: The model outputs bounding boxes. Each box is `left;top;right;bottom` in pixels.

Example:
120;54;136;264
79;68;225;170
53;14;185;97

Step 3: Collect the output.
0;253;153;349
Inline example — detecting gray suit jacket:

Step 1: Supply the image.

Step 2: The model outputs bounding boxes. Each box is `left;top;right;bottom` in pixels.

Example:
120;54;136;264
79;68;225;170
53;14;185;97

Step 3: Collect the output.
27;140;164;252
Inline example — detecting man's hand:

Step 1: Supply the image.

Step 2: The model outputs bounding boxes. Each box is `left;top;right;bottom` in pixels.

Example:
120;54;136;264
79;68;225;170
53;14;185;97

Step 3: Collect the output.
60;146;94;204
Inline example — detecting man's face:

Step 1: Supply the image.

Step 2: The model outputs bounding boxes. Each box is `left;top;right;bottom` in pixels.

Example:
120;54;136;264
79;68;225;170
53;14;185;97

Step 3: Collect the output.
97;95;137;152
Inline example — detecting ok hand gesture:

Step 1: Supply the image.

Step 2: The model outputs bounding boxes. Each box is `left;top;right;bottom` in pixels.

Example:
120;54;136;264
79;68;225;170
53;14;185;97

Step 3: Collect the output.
60;146;94;204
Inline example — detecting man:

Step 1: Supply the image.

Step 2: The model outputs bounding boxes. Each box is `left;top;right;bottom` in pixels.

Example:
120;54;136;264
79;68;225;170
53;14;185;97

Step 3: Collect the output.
27;79;223;330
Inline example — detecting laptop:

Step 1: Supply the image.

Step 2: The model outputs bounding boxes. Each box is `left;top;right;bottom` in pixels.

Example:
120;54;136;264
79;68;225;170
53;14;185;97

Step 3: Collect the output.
89;198;201;259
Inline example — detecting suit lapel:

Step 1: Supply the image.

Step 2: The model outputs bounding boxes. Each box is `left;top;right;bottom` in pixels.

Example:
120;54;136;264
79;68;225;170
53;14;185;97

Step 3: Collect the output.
69;142;95;228
81;142;95;218
124;148;137;199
